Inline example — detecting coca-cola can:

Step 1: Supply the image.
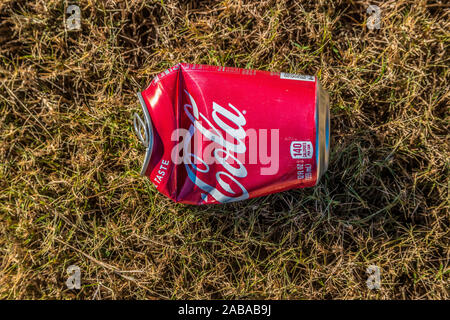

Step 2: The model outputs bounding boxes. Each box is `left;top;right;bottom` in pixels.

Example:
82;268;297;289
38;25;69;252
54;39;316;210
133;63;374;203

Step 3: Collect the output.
133;63;330;205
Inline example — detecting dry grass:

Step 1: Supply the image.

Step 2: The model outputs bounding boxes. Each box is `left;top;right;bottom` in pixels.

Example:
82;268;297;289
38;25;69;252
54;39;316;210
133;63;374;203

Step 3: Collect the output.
0;0;448;299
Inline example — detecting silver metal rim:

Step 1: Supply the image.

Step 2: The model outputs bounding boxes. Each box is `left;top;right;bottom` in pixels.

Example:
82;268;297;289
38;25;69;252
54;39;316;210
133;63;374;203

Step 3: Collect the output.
135;92;154;176
316;81;330;184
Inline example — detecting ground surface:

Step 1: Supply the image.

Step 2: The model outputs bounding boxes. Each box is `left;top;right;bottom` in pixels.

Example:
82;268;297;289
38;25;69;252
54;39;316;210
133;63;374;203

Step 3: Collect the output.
0;0;448;299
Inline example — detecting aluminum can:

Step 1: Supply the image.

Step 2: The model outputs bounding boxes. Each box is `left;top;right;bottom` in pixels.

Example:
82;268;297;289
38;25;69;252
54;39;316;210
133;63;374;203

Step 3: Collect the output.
134;63;329;205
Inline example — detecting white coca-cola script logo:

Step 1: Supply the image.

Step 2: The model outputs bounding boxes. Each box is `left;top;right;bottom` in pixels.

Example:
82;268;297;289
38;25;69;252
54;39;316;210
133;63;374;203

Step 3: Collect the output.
180;90;249;203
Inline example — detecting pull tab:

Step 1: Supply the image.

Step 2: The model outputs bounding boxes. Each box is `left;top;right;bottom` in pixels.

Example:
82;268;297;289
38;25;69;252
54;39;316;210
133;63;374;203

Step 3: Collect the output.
133;112;149;147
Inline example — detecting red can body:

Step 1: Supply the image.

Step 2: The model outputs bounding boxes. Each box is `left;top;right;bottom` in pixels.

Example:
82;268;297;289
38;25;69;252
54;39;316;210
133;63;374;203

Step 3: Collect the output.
135;63;329;205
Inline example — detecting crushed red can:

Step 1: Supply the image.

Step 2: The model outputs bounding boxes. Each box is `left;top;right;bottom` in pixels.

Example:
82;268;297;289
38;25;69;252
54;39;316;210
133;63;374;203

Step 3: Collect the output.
133;63;330;205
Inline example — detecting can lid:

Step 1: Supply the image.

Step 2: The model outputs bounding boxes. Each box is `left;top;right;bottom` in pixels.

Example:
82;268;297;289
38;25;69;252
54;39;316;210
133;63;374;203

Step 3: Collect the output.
133;113;149;147
316;81;330;183
134;92;154;176
323;100;330;174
